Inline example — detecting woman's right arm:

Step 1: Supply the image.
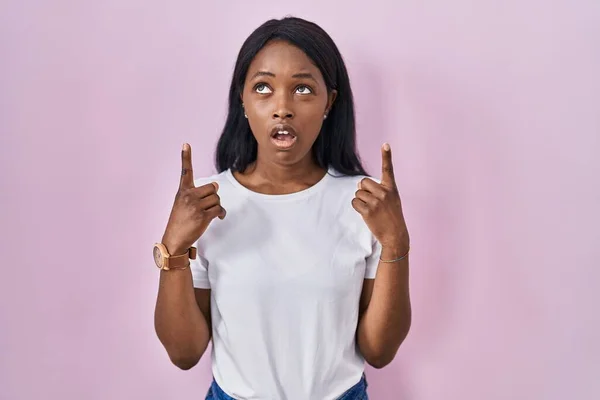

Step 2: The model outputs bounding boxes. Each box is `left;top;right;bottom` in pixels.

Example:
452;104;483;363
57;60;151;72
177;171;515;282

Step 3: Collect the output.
154;264;212;370
153;143;225;370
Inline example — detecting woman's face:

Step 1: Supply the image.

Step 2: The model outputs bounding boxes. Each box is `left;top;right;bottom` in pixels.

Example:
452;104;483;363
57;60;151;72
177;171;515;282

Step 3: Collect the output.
241;40;336;168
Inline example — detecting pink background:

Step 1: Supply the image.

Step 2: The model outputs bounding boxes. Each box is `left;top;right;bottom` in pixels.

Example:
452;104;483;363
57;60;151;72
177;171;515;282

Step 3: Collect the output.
1;0;599;399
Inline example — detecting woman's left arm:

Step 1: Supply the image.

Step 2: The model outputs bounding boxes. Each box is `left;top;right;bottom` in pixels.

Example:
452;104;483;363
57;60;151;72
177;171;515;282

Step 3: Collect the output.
351;143;412;369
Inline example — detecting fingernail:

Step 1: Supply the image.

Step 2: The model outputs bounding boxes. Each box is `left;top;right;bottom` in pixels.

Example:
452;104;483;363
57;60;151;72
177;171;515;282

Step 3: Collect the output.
383;143;390;151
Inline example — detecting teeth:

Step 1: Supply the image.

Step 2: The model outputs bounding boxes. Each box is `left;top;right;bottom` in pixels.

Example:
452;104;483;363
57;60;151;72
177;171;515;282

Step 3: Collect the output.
278;130;289;135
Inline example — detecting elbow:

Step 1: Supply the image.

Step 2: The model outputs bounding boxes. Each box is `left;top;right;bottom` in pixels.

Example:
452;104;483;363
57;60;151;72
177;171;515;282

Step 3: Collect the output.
365;350;396;369
368;360;390;370
164;340;207;370
156;333;206;371
170;353;201;370
155;334;204;370
362;321;411;370
154;325;209;371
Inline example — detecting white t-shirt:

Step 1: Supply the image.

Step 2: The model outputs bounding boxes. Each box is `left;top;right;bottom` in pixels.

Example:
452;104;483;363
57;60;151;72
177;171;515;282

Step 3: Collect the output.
190;168;382;400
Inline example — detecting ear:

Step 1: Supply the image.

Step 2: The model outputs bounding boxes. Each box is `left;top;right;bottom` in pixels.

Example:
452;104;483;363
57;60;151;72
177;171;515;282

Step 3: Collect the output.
325;89;337;115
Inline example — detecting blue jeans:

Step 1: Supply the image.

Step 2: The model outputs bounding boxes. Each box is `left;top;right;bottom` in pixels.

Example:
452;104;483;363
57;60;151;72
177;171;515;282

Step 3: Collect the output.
205;374;369;400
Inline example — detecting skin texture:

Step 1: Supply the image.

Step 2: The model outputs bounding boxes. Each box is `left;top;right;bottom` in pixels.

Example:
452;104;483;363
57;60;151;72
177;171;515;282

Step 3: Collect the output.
154;144;225;370
234;39;337;194
353;144;411;368
155;40;411;372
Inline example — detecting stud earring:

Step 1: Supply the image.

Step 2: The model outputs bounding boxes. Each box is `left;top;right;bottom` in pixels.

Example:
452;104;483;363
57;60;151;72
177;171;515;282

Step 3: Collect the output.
323;114;328;120
242;103;247;119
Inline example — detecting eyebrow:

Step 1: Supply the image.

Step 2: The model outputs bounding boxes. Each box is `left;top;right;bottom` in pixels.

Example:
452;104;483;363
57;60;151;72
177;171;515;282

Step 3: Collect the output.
250;71;276;80
249;71;317;82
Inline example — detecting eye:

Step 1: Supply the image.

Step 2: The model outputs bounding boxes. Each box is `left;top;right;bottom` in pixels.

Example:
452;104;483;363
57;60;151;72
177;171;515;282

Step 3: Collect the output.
295;85;313;95
254;83;272;94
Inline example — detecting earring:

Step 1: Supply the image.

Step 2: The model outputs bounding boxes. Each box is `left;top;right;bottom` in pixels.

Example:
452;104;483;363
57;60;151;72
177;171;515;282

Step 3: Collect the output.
323;114;328;120
242;103;247;119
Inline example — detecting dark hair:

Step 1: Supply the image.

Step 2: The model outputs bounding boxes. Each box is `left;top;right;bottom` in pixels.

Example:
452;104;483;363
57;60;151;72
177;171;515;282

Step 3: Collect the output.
215;17;368;176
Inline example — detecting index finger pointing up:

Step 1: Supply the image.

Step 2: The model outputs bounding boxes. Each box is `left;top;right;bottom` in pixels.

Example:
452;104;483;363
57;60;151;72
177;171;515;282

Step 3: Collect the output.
381;143;396;188
180;143;195;189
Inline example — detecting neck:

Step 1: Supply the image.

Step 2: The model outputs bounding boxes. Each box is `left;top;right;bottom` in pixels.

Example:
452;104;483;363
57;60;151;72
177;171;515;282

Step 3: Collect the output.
241;152;326;191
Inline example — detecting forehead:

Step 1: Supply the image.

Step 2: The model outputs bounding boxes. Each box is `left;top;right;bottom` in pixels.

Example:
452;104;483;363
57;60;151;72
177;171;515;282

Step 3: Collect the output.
247;40;324;81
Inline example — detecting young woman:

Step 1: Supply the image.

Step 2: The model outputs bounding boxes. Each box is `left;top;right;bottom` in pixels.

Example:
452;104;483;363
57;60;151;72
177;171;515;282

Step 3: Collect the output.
153;16;411;400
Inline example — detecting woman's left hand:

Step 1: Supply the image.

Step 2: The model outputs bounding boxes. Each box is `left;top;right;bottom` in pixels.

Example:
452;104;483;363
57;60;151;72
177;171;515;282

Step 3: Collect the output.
352;143;409;251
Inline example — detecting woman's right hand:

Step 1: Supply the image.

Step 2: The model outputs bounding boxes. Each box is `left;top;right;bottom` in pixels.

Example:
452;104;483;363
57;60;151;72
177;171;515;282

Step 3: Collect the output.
161;143;226;255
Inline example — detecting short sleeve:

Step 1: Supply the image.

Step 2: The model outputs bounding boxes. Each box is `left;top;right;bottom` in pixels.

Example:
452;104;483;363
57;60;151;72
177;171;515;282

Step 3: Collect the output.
364;238;382;279
190;251;210;289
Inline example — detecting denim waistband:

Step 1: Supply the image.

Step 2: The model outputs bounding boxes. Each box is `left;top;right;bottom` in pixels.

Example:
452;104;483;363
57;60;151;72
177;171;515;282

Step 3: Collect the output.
205;374;368;400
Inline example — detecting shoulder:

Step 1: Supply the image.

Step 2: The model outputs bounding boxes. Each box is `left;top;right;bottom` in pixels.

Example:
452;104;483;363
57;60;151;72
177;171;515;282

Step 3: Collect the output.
322;169;379;217
325;169;381;193
192;170;239;209
324;169;379;243
193;170;231;189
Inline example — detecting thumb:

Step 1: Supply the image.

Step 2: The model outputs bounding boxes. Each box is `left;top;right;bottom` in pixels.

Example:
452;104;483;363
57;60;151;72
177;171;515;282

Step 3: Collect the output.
210;181;226;219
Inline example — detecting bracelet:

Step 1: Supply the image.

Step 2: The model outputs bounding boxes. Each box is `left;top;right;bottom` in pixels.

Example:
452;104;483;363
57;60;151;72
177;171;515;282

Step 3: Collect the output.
379;246;410;263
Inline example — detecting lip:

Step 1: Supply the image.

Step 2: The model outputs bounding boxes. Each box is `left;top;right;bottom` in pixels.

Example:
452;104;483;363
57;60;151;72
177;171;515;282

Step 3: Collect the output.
269;123;298;151
270;124;298;138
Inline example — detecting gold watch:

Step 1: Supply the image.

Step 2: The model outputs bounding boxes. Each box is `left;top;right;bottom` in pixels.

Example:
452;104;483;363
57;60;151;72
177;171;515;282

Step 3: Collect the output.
153;243;197;271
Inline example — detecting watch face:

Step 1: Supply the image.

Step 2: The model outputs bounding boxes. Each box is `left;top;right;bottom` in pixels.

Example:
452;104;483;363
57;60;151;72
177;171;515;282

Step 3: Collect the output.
153;246;163;269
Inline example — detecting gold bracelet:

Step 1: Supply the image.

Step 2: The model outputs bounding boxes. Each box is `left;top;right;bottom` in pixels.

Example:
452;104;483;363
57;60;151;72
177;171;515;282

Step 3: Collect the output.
379;246;410;263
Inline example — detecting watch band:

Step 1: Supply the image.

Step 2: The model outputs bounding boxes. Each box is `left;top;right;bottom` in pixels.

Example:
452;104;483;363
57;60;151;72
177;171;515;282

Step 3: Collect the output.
164;247;198;270
154;243;198;271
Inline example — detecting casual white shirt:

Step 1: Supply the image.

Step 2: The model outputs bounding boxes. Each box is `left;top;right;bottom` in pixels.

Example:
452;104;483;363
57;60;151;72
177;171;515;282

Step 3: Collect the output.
190;168;382;400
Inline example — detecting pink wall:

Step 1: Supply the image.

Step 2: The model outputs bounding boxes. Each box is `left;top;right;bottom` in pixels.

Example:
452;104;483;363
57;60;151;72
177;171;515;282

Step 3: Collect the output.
1;0;599;399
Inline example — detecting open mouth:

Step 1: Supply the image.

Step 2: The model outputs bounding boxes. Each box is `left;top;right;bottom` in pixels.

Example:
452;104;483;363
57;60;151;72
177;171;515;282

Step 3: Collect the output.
270;124;298;150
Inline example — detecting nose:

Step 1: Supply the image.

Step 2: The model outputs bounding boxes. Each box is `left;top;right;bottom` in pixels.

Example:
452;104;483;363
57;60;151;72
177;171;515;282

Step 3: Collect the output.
272;95;294;120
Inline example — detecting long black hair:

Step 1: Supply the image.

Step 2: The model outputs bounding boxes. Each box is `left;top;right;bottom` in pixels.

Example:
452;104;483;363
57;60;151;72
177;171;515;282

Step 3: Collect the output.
215;17;368;176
